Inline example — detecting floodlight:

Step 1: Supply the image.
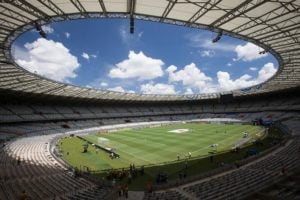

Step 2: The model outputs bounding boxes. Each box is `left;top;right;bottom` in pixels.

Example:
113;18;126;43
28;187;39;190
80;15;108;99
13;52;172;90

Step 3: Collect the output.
35;22;47;38
259;50;267;54
212;31;223;43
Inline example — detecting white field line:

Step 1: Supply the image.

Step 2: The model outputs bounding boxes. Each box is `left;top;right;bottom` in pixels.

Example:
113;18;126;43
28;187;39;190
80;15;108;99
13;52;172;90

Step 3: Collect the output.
115;147;155;164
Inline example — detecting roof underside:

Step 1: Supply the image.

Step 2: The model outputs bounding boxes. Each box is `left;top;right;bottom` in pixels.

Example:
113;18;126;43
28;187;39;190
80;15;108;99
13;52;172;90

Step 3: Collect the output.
0;0;299;102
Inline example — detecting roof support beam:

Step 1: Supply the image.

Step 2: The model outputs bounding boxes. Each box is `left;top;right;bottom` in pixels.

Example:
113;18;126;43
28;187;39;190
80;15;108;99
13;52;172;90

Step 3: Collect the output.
0;32;8;37
272;43;298;51
0;24;13;32
210;0;266;27
70;0;87;17
277;48;300;55
248;15;299;39
232;1;298;33
42;85;67;95
186;0;221;25
98;0;107;15
36;0;67;19
128;0;136;33
258;27;300;43
1;77;37;89
0;44;10;51
232;2;299;43
0;19;18;31
262;33;300;44
251;19;297;38
256;23;299;41
10;0;50;21
0;5;32;23
250;22;299;45
265;36;299;47
128;0;136;16
0;61;13;65
0;12;27;24
160;0;177;22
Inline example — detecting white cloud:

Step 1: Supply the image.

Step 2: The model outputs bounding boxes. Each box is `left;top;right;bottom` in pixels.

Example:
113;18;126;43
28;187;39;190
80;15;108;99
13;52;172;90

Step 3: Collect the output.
120;25;134;44
227;63;232;67
13;45;29;61
200;50;215;57
234;42;267;61
82;52;90;60
166;63;212;92
41;25;54;34
108;86;135;93
217;62;277;91
65;32;70;38
85;78;109;90
257;62;277;82
109;51;164;81
140;82;177;94
217;72;255;91
119;25;144;46
250;67;257;71
16;38;80;82
185;88;194;95
81;52;97;60
100;82;108;87
120;26;129;43
91;62;276;94
108;86;125;93
138;32;143;38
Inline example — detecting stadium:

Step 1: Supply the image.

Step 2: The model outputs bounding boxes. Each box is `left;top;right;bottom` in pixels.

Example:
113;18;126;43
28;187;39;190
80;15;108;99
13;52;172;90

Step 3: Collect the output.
0;1;299;200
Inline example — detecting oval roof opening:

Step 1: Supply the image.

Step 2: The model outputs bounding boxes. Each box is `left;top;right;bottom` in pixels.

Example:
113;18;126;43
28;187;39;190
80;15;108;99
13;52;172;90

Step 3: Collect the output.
13;18;278;95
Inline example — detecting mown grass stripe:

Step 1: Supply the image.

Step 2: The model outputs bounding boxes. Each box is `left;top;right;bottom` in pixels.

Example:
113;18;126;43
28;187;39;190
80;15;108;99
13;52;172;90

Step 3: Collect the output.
60;123;263;170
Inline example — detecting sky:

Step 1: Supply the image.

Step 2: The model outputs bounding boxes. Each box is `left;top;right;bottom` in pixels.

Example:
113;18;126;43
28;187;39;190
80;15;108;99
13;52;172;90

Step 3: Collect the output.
13;18;278;95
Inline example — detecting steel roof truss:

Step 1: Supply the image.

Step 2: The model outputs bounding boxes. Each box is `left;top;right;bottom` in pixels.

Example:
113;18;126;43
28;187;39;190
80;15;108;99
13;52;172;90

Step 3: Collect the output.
98;0;107;15
0;4;33;23
186;0;221;25
256;23;299;41
233;3;296;34
36;0;67;19
160;0;177;22
211;0;266;28
10;0;50;20
70;0;87;17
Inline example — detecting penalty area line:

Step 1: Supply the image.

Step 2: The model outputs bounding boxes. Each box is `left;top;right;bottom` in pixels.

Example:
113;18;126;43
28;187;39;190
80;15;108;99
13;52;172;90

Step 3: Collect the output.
116;149;154;164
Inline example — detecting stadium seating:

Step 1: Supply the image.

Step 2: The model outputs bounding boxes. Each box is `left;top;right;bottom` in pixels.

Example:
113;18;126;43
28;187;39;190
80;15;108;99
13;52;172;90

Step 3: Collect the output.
140;118;300;200
0;134;115;200
246;170;300;200
0;91;299;200
0;93;299;124
0;1;299;199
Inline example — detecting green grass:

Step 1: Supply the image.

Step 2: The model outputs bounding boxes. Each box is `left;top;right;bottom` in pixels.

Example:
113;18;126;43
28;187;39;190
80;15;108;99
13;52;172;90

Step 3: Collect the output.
58;123;285;190
59;123;263;171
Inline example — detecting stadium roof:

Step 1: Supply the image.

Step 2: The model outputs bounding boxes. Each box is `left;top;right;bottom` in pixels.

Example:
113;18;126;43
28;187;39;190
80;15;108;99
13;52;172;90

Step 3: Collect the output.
0;0;299;102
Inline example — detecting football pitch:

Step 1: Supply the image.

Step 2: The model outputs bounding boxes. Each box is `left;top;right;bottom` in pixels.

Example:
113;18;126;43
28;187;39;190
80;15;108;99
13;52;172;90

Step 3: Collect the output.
59;123;264;171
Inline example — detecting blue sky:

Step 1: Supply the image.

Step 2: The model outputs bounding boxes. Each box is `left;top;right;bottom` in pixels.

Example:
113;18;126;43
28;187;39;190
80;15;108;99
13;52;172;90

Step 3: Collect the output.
13;19;278;94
